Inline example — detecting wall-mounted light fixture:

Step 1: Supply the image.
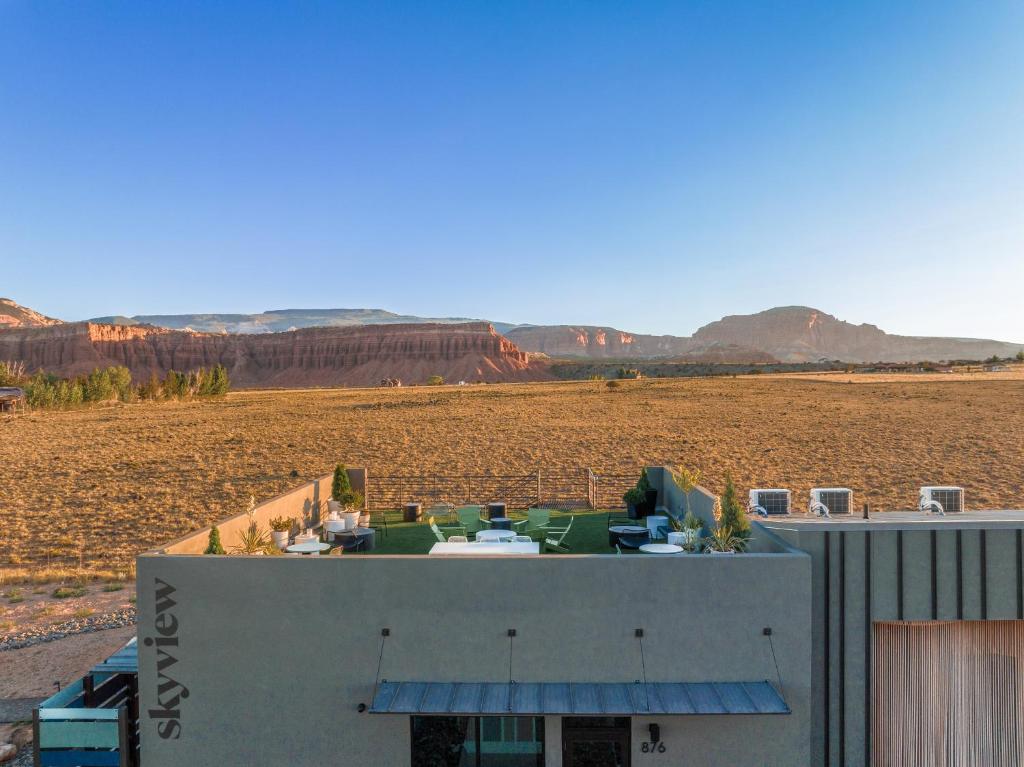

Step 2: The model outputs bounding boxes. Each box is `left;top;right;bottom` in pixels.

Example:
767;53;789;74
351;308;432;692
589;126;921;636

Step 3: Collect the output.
648;723;660;743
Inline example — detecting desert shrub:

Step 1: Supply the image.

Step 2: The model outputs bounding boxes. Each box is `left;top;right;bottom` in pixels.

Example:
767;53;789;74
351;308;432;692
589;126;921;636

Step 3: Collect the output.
53;585;87;599
1017;350;1024;362
426;375;444;386
606;379;621;389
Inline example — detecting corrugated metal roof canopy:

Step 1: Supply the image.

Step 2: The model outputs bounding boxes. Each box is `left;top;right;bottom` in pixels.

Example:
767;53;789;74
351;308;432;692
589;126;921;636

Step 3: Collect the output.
370;681;789;716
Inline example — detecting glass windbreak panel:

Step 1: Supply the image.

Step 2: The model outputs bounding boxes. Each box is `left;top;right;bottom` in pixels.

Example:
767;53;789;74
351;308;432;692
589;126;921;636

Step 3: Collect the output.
478;716;544;766
411;716;476;767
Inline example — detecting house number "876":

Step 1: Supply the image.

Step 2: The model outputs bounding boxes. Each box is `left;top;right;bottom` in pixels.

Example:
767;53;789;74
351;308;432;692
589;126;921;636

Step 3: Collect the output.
641;742;667;753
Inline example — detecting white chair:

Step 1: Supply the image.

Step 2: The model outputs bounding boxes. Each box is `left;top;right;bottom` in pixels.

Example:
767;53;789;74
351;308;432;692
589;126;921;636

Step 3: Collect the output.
448;535;468;543
513;535;532;543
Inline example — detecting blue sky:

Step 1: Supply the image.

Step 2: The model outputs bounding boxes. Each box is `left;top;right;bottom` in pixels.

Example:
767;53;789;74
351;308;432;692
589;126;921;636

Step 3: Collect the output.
2;1;1022;340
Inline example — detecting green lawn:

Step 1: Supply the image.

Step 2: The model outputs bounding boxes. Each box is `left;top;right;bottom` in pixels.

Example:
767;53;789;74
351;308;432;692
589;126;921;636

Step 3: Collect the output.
352;509;639;556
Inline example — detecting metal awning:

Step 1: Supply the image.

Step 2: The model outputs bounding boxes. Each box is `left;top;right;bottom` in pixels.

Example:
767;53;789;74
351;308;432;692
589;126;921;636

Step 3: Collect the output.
369;681;788;715
91;638;138;676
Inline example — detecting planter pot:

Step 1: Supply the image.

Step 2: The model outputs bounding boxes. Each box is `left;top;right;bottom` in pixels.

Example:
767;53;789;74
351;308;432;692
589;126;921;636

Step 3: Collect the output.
327;500;342;514
666;531;687;547
627;503;640;520
643;489;658;514
341;511;360;530
358;512;371;528
705;549;736;556
270;530;289;550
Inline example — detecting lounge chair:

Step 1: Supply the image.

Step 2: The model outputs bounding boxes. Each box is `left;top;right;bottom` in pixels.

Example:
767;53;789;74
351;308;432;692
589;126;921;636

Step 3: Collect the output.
513;535;533;543
429;516;466;543
456;507;487;540
426;502;456;525
515;508;552;535
543;516;574;553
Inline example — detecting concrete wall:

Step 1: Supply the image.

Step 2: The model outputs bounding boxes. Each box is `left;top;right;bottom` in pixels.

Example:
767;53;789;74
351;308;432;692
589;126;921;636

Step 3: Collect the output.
137;551;812;766
646;466;718;531
765;520;1024;766
157;467;366;554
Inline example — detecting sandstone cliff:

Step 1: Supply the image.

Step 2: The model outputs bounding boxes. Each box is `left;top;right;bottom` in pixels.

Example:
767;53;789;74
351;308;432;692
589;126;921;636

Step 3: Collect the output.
504;325;774;362
0;298;63;328
0;322;549;388
692;307;1024;363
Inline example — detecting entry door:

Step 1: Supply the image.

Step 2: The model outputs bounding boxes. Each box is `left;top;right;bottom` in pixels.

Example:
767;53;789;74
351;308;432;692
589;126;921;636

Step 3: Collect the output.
562;718;630;767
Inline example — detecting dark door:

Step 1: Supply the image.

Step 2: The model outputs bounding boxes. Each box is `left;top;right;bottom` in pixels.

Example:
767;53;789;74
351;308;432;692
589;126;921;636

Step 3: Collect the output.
562;717;630;767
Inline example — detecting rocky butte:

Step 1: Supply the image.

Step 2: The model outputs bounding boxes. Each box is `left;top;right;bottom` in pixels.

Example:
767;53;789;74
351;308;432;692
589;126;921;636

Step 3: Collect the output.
0;321;549;388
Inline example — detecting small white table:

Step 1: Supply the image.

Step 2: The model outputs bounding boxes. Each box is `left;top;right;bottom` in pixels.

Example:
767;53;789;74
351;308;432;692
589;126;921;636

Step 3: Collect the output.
429;542;539;556
476;529;516;543
639;543;684;555
286;542;331;556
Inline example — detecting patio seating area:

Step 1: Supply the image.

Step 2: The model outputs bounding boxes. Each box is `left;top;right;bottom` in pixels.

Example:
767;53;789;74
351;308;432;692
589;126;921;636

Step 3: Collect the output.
336;508;661;556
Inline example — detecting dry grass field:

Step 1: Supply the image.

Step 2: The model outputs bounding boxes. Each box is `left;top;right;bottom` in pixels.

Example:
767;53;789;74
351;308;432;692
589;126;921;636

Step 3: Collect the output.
1;375;1023;570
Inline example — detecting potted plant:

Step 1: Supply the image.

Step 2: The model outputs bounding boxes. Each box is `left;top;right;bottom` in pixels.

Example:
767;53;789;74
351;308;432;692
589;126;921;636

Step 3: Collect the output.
683;511;704;549
665;514;686;547
638;468;657;515
624;486;646;520
332;464;362;530
268;516;293;550
623;468;657;518
703;525;750;555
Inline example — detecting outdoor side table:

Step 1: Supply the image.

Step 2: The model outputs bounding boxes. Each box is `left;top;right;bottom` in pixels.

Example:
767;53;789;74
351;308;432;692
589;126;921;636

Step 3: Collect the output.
335;527;377;552
404;503;422;523
608;525;651;549
476;529;515;543
286;542;331;556
487;502;507;520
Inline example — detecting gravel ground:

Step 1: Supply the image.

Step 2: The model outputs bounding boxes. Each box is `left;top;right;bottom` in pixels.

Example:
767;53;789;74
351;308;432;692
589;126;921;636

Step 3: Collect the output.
0;608;136;652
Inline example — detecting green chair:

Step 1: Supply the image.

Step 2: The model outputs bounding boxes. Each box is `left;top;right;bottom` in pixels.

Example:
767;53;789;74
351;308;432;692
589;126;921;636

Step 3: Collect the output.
429;516;466;543
514;508;552;535
543;515;574;553
456;506;486;540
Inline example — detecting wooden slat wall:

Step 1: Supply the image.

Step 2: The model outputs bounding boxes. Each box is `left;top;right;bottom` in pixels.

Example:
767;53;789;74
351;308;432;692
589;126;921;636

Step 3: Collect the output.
873;620;1024;766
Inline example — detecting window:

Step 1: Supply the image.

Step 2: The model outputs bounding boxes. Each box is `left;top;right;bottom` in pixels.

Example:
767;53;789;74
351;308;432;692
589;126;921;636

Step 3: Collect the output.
411;716;544;767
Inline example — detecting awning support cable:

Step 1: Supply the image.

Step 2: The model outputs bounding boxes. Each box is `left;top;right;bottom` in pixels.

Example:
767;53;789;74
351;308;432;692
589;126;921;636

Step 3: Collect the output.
636;628;650;712
373;628;390;702
763;627;783;691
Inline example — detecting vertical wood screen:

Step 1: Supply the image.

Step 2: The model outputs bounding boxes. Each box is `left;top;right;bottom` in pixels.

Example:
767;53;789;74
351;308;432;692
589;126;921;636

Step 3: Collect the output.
873;621;1024;766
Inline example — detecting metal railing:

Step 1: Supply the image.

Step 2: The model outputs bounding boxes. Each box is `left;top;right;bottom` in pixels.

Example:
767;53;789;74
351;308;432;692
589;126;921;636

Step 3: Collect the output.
366;468;640;510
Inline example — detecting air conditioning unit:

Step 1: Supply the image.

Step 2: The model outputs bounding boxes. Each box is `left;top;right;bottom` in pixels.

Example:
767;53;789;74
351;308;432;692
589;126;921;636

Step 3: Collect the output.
748;489;791;516
810;488;852;516
919;486;963;515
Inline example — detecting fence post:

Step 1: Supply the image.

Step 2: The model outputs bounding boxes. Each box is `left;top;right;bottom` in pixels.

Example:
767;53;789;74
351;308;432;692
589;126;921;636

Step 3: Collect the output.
537;470;542;507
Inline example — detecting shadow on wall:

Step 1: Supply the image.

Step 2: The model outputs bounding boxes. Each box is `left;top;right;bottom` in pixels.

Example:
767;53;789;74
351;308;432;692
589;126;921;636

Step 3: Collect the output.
156;467;367;555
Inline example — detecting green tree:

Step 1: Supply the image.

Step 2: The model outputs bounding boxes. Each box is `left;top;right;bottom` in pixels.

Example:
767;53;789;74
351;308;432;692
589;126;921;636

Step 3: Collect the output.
332;463;352;504
204;526;225;555
208;364;230;395
718;473;750;538
106;366;134;402
1017;350;1024;362
85;368;114;402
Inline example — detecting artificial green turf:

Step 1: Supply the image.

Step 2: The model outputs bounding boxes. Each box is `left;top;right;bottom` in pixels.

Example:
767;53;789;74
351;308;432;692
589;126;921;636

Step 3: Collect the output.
350;509;636;556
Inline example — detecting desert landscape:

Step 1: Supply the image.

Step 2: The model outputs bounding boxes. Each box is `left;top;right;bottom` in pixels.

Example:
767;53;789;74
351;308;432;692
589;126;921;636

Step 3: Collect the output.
2;373;1022;573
